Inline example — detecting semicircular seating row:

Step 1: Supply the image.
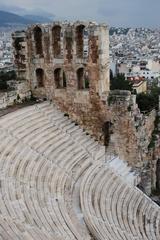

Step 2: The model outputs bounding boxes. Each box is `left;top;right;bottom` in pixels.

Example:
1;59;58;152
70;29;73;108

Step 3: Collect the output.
0;101;159;240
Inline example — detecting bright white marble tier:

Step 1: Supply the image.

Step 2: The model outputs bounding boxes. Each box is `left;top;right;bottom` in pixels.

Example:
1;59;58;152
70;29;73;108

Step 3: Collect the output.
0;101;158;240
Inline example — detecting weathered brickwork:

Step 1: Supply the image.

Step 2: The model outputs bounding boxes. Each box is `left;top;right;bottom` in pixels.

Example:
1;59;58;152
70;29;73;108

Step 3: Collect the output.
13;21;157;183
21;21;110;138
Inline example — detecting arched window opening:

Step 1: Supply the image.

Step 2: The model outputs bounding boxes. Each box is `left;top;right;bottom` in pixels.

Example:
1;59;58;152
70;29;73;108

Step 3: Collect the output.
54;68;61;88
34;26;43;55
77;68;84;90
52;26;61;58
76;25;85;58
77;68;89;90
54;69;67;88
36;68;44;87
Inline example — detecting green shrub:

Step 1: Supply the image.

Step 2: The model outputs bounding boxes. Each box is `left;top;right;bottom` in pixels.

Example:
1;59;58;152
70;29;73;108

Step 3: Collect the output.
0;70;17;81
17;94;20;101
107;95;116;105
136;86;160;112
0;80;8;90
110;73;133;91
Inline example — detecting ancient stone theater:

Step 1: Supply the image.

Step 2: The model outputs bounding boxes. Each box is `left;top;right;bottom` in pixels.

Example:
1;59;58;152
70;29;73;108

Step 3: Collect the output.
0;21;159;239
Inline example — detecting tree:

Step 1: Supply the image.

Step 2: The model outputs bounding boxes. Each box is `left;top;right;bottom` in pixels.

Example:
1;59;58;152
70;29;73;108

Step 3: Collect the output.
110;73;133;91
0;71;17;91
0;70;17;81
0;80;8;90
136;86;160;112
136;93;155;112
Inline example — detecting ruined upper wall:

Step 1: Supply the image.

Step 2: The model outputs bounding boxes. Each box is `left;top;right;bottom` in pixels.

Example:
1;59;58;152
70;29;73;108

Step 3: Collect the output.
26;21;108;61
23;21;109;97
12;21;110;139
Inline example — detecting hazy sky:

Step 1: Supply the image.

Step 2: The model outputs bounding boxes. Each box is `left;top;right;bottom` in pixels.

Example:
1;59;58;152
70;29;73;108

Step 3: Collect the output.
0;0;160;27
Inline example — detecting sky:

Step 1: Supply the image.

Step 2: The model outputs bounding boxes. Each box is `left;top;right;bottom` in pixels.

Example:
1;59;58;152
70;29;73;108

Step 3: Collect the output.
0;0;160;27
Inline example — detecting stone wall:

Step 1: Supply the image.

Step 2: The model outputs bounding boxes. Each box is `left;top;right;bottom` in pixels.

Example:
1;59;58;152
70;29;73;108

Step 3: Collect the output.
12;21;156;171
109;91;156;168
0;81;31;109
23;21;110;138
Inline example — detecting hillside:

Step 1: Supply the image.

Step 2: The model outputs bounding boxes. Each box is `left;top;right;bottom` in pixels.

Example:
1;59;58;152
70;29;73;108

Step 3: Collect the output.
0;10;35;26
23;14;52;23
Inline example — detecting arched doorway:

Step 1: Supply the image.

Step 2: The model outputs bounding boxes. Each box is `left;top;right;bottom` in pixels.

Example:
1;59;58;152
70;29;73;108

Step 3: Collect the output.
77;68;84;90
54;68;67;88
36;68;44;87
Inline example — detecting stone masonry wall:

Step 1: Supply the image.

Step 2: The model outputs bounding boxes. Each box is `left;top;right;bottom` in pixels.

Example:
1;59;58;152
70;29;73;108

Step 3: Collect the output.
25;21;110;138
13;21;156;169
0;81;31;109
109;91;156;168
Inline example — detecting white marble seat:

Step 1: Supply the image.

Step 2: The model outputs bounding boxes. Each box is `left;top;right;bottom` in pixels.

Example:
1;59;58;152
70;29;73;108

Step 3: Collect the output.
0;101;160;240
80;162;160;240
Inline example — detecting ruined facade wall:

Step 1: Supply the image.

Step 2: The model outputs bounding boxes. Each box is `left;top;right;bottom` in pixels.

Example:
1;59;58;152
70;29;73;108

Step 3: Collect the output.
13;21;156;169
24;22;110;138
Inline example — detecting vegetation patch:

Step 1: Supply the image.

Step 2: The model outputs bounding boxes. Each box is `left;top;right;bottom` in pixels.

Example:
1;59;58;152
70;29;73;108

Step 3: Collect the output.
107;95;117;105
0;70;17;91
136;86;160;112
110;72;133;91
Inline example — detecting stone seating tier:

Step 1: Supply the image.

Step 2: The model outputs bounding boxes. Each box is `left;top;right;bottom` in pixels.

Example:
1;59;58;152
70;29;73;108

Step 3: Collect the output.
0;101;159;239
